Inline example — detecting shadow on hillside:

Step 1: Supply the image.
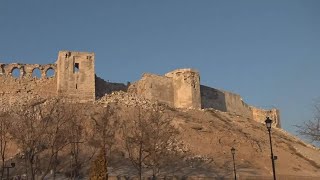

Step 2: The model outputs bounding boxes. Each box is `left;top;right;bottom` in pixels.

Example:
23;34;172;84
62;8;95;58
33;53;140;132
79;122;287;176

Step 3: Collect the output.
108;152;232;179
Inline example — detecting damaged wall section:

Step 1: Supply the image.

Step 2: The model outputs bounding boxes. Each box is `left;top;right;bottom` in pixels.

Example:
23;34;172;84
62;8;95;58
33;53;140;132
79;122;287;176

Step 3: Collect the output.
130;69;280;127
0;63;57;105
128;69;201;109
128;73;174;107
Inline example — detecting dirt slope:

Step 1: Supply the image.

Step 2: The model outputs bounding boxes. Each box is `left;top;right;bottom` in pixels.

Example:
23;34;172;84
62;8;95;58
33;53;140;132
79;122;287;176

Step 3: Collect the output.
3;92;319;179
171;108;320;178
95;92;320;179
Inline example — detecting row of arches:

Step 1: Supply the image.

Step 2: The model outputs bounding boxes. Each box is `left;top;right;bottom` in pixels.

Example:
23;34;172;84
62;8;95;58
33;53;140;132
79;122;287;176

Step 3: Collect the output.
0;64;56;79
11;67;55;78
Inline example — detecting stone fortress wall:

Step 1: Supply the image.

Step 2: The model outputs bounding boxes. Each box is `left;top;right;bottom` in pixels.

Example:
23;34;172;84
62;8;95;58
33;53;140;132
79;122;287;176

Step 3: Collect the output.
56;51;96;102
200;85;280;127
128;69;201;109
0;50;280;127
129;70;280;127
128;73;175;107
0;51;96;103
251;107;281;128
165;69;201;109
200;85;253;118
0;63;57;98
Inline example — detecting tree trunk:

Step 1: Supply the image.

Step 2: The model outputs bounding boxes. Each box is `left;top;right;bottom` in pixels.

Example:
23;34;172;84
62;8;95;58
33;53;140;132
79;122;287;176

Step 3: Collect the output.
103;145;108;180
53;151;58;180
139;141;143;180
29;158;36;180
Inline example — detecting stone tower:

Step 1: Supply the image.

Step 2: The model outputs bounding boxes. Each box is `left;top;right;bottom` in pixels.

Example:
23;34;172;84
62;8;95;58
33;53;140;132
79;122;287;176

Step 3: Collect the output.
165;69;201;109
56;51;95;102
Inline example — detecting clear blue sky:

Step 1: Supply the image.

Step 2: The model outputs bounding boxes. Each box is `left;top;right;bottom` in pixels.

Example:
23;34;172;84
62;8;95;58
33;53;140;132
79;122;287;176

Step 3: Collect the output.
1;0;319;137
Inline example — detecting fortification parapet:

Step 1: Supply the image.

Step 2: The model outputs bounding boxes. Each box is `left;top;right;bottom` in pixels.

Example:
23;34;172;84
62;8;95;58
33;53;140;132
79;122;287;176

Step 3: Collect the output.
128;73;174;106
128;69;201;109
200;85;280;127
251;107;281;127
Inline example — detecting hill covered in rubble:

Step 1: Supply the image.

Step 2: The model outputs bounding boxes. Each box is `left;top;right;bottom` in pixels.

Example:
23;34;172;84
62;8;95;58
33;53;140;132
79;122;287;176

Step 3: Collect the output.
94;91;320;179
0;91;318;179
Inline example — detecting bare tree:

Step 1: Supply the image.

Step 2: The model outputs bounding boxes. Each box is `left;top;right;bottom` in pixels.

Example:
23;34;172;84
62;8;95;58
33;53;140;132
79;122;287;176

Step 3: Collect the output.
296;102;320;145
88;103;120;180
65;107;85;180
143;110;181;178
9;98;85;180
123;107;145;180
9;99;49;180
123;105;181;179
39;99;80;180
0;111;12;179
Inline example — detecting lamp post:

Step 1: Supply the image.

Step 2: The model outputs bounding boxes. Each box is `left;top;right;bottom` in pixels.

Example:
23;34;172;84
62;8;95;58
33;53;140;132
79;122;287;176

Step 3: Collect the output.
265;117;276;180
3;162;15;180
231;147;237;180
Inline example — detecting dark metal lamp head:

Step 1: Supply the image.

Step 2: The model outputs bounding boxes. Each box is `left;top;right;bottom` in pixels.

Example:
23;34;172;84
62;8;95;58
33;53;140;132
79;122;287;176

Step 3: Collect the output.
231;147;236;155
265;117;272;130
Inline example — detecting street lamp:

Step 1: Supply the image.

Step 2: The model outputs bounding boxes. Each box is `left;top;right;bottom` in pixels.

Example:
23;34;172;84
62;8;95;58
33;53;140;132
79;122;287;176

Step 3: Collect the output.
265;117;277;180
3;162;15;180
231;147;237;180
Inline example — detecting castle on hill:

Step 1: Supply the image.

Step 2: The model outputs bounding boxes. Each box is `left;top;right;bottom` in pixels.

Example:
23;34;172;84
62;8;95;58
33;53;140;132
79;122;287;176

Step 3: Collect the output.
0;51;280;127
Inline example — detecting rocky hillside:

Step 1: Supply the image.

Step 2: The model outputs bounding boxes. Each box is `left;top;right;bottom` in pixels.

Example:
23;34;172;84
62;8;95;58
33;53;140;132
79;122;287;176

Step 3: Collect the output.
1;91;319;179
96;91;320;179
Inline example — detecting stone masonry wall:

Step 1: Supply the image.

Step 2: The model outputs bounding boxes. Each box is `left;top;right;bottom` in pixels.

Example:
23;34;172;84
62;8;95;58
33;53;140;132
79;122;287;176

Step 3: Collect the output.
200;85;227;111
165;69;201;109
201;85;281;127
128;68;280;127
129;69;201;109
0;63;57;102
56;51;95;102
223;91;253;119
0;51;96;105
0;50;281;127
251;107;281;128
201;85;253;119
128;73;174;107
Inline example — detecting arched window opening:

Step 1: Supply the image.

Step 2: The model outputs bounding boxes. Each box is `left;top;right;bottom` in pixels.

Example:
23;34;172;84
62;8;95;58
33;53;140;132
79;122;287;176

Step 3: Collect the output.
11;68;21;78
46;68;55;78
32;68;42;78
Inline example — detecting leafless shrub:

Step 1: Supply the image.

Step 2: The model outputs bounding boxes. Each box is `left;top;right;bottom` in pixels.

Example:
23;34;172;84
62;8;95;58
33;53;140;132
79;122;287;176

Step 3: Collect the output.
8;98;86;180
0;111;12;179
88;103;120;180
296;102;320;145
122;106;182;180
